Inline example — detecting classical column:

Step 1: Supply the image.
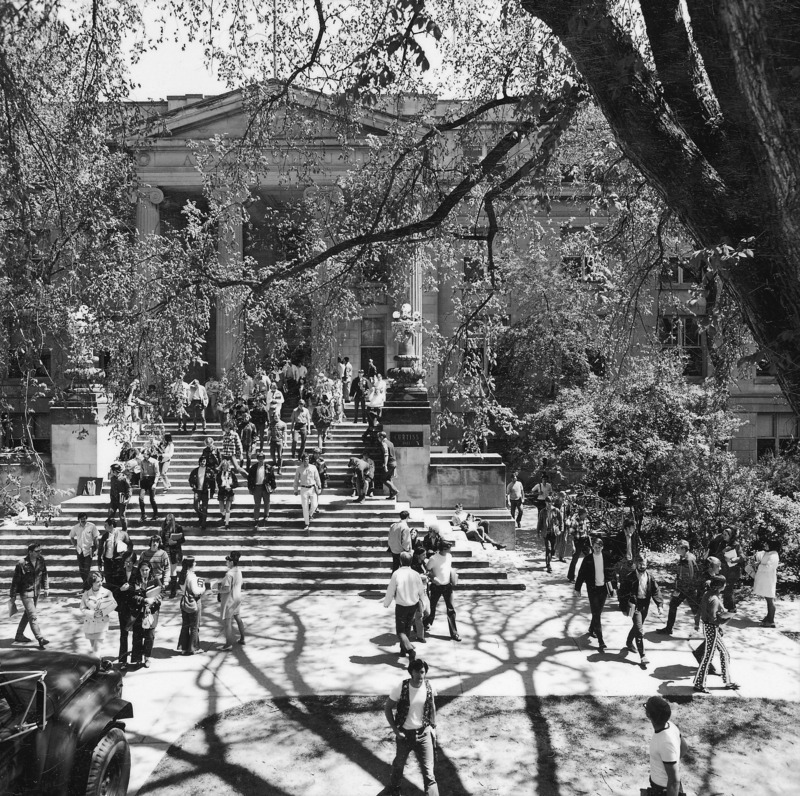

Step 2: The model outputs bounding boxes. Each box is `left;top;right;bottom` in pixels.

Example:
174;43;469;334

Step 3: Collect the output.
409;254;424;357
216;206;244;374
136;187;163;236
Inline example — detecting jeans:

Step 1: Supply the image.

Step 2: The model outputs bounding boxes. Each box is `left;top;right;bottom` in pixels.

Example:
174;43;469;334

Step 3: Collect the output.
587;584;608;646
270;441;284;471
77;552;93;590
117;609;133;661
108;498;129;532
665;589;698;632
544;533;556;570
427;584;458;638
567;538;589;580
16;592;43;640
292;427;307;459
178;606;201;653
626;598;650;654
389;726;439;796
353;394;366;423
132;625;156;661
253;484;271;521
509;499;523;526
299;487;318;526
394;603;417;655
193;492;209;527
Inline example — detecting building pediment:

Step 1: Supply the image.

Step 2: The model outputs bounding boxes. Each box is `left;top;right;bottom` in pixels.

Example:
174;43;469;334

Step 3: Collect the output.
135;81;425;143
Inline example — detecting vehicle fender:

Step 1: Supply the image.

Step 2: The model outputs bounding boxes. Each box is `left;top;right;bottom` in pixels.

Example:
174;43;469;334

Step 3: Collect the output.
79;698;134;749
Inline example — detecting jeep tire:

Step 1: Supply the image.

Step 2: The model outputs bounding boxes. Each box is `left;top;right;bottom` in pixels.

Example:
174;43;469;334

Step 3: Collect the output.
83;727;131;796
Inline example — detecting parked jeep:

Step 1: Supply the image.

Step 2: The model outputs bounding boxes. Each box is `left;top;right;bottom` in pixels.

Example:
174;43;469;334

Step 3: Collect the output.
0;649;133;796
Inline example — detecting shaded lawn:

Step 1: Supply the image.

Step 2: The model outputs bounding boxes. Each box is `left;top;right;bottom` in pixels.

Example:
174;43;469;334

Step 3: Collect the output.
137;695;800;796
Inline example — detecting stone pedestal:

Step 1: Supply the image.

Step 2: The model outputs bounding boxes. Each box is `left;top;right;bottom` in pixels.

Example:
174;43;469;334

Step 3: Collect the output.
381;398;432;507
50;395;117;502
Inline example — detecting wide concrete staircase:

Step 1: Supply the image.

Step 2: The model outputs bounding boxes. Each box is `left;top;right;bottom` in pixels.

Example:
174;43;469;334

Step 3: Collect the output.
1;414;525;594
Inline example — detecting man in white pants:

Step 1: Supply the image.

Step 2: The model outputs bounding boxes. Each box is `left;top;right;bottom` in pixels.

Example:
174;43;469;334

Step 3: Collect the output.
293;453;321;531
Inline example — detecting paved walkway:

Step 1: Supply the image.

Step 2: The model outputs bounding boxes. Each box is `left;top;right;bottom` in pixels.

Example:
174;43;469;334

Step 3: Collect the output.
2;509;798;794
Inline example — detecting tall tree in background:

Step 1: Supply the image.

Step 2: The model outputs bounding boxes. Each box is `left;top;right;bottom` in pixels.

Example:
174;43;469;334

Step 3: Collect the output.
519;0;800;413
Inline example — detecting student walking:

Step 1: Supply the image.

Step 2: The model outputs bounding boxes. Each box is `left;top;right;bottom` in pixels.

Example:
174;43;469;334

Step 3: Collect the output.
619;554;663;667
160;514;185;598
187;379;209;432
657;541;698;635
177;557;206;655
505;472;524;528
130;560;162;668
350;369;368;423
567;507;591;581
383;658;440;796
216;460;239;529
248;451;277;526
157;432;174;490
388;511;413;571
424;540;461;642
68;512;99;590
290;400;312;460
693;575;739;693
378;431;399;500
312;394;334;450
107;463;131;533
643;696;688;796
79;569;117;654
10;542;50;649
574;536;614;653
753;539;781;627
293;453;321;531
216;551;245;650
189;456;216;530
137;447;160;523
268;409;287;474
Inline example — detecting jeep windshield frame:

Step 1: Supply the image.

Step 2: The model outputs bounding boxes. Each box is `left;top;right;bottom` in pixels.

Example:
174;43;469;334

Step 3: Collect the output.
0;670;47;742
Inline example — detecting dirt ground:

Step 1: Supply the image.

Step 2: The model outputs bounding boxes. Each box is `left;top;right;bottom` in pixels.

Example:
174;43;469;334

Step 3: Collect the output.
137;694;800;796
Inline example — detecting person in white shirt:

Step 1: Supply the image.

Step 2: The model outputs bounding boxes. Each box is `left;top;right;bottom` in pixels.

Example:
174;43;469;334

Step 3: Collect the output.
267;385;285;417
68;513;99;590
187;379;209;432
644;695;688;796
387;511;413;571
384;658;439;796
424;541;461;642
506;472;525;527
293;453;321;531
384;552;427;661
574;537;613;653
157;432;174;491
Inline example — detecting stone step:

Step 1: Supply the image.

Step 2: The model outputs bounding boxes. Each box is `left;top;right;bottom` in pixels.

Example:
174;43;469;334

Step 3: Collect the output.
42;577;525;593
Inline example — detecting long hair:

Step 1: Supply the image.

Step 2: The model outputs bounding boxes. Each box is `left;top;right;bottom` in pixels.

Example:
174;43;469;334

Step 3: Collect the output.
178;556;196;586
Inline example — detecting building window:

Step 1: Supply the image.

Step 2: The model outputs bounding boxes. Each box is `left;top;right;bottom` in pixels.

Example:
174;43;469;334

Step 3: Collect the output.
756;413;798;458
660;256;699;285
659;315;703;377
361;317;385;347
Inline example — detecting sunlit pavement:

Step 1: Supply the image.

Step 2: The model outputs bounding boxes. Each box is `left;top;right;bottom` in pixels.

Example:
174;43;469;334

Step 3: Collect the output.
2;506;798;794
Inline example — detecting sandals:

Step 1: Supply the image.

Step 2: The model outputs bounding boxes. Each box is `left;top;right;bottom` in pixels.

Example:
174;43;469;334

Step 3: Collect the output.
725;682;741;690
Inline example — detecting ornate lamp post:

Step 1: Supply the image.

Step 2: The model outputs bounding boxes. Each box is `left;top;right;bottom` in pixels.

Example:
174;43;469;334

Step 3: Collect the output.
387;303;426;397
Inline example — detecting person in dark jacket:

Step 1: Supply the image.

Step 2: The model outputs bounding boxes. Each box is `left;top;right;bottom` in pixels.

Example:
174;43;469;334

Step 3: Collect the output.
574;537;615;653
112;552;138;668
350;370;368;423
129;559;162;668
97;518;132;588
189;456;216;530
247;451;277;525
161;514;185;597
378;431;399;500
10;542;50;648
107;463;131;532
619;554;663;667
216;459;239;529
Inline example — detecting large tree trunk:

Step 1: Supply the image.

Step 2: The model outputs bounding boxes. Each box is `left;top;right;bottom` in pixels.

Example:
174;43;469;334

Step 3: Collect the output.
521;0;800;414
